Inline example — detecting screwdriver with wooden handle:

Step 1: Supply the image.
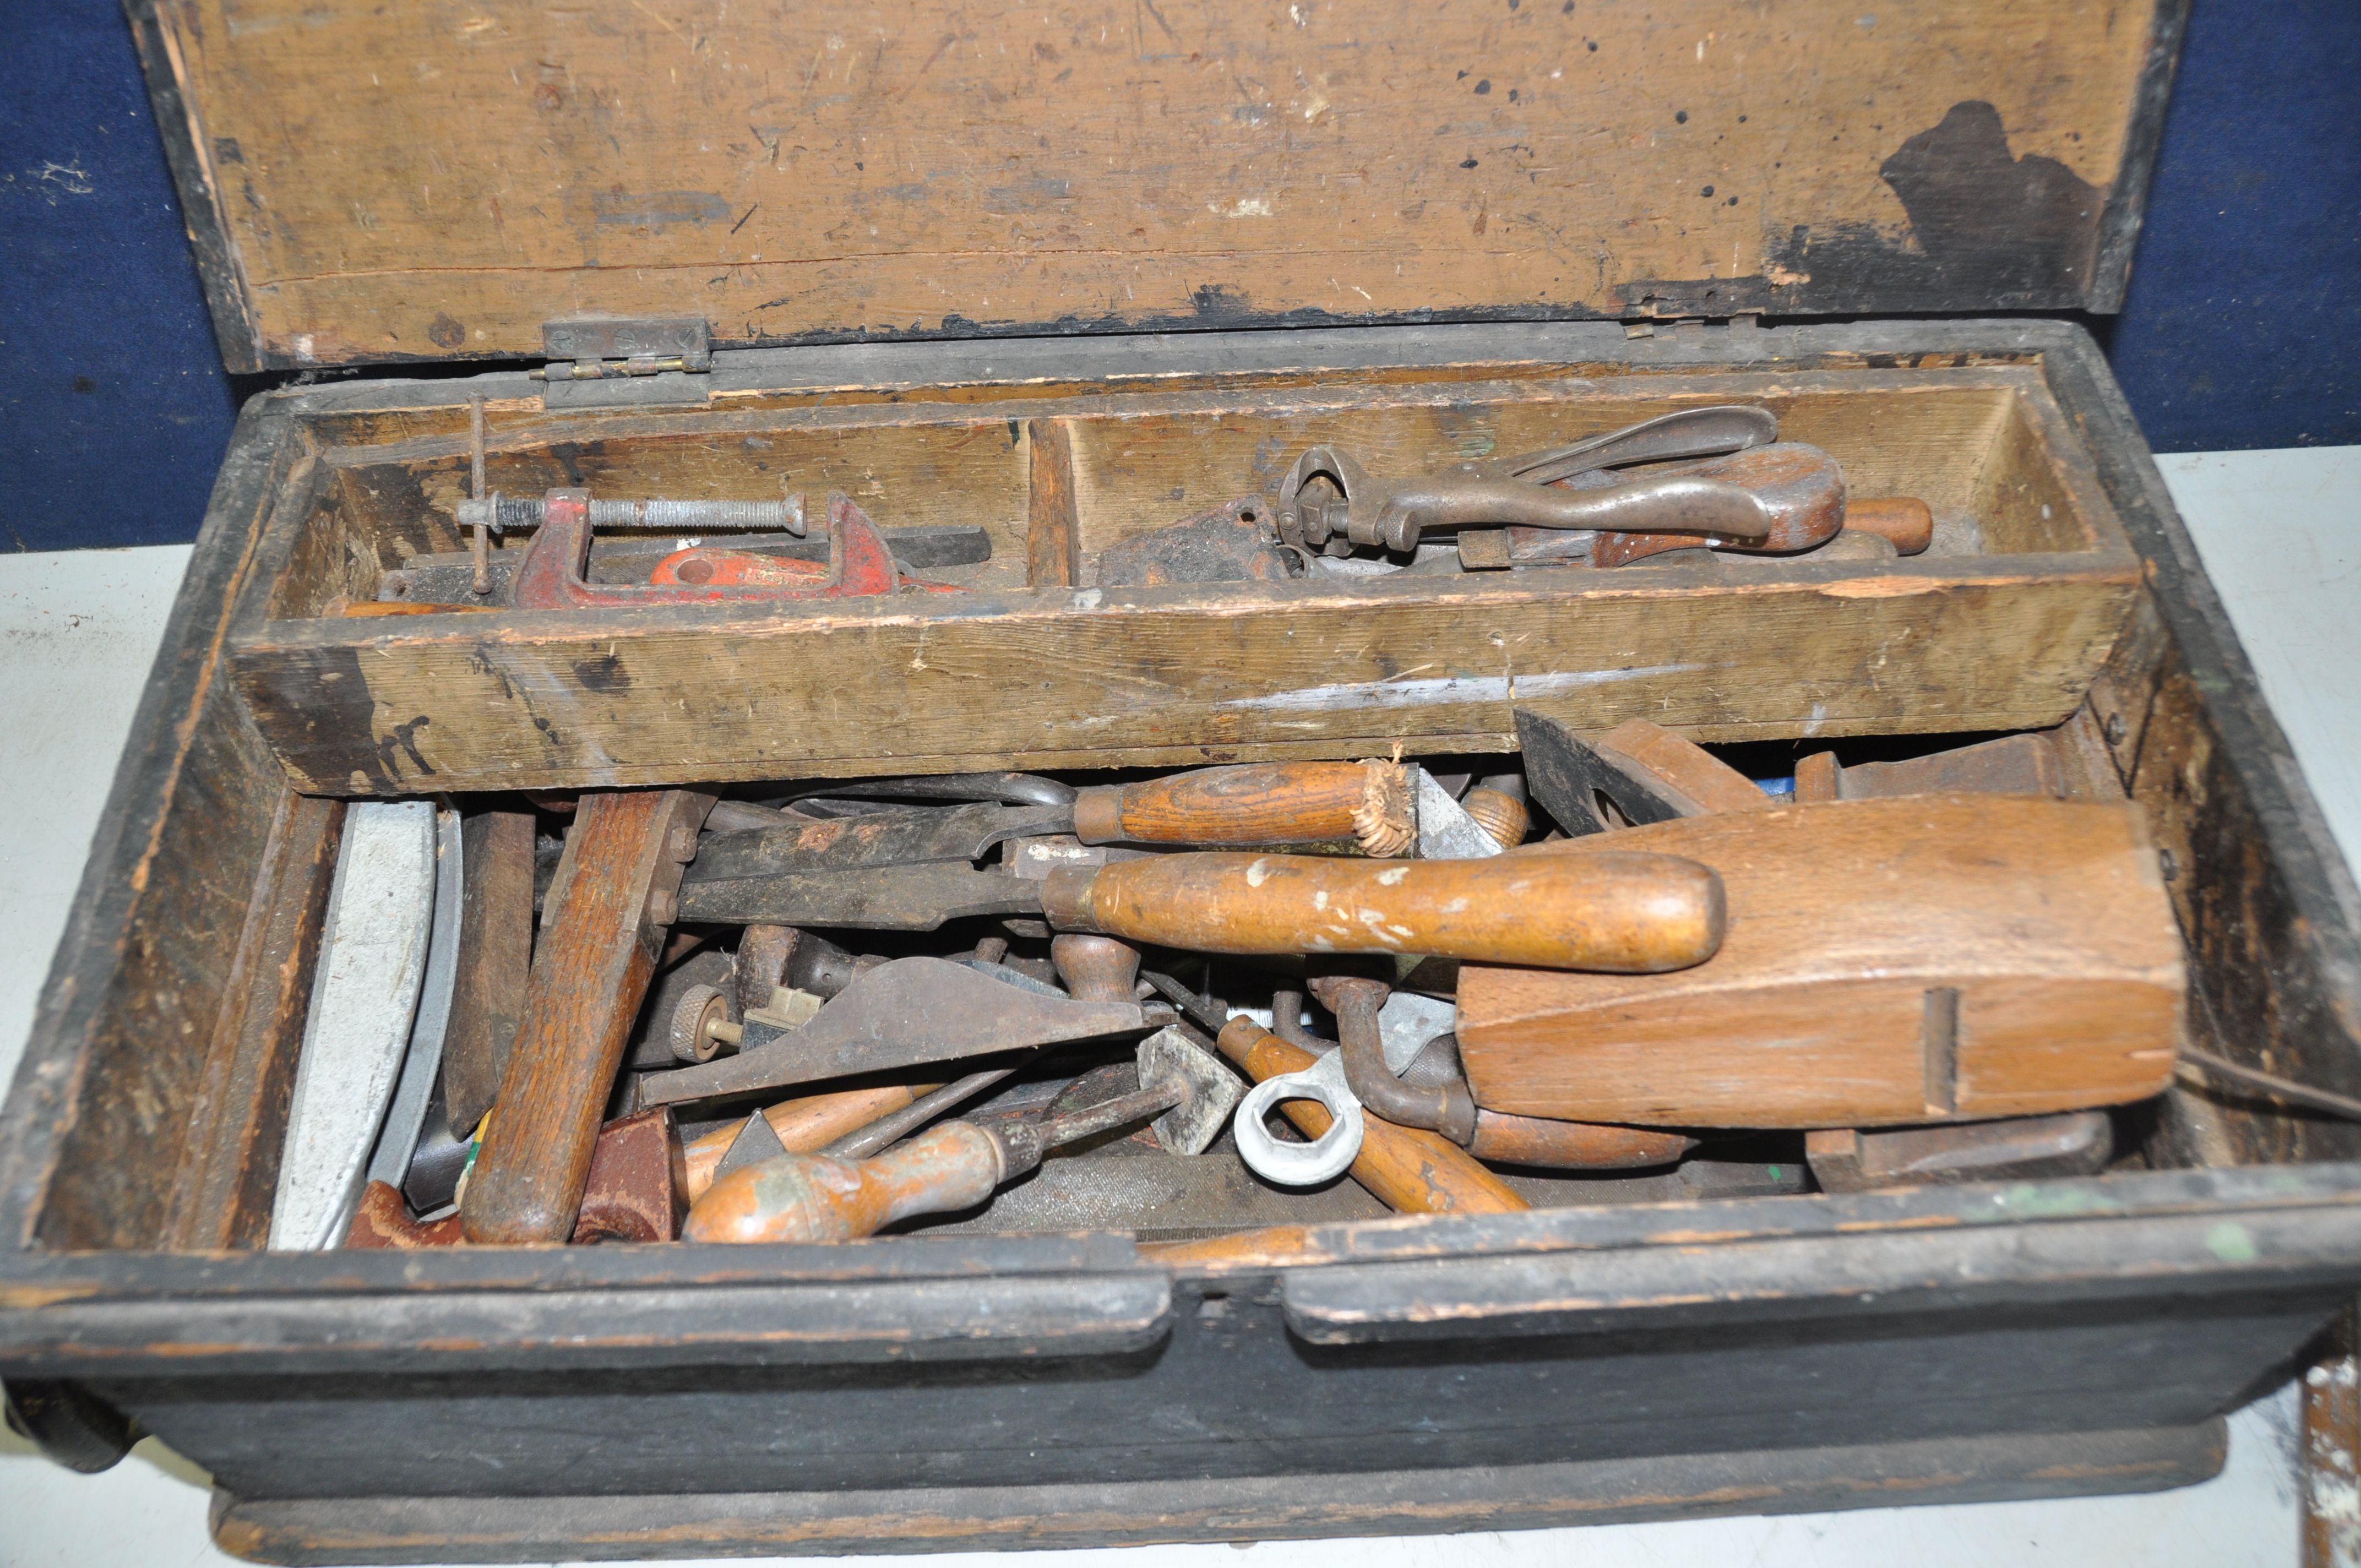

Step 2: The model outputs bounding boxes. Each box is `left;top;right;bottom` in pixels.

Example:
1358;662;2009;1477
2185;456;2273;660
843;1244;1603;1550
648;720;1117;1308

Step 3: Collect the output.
684;1028;1241;1244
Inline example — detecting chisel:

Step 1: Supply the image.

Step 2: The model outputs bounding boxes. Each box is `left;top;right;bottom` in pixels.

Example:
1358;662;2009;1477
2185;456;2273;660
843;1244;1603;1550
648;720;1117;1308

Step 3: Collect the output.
681;846;1724;977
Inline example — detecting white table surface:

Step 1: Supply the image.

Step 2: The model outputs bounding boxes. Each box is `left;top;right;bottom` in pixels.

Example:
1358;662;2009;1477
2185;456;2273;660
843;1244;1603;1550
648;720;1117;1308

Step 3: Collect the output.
2;447;2354;1567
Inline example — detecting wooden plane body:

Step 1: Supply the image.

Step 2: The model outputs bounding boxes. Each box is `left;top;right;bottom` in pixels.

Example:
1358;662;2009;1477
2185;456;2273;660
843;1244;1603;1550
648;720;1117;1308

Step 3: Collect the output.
1456;797;2184;1129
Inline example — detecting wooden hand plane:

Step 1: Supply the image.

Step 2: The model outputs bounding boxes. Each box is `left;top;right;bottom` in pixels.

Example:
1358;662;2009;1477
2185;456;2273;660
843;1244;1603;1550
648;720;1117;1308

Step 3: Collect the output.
1455;796;2185;1129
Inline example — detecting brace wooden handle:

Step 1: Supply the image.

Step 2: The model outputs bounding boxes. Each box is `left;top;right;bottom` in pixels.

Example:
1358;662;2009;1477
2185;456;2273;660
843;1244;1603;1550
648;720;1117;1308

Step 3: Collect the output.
1072;761;1413;855
1045;850;1724;971
462;790;709;1245
683;1120;1005;1243
1216;1020;1526;1215
1845;497;1935;555
681;1082;944;1201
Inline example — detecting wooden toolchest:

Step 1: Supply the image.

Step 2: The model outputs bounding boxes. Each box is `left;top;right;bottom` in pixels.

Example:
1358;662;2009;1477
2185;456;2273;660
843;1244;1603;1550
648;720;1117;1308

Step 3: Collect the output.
14;0;2361;1560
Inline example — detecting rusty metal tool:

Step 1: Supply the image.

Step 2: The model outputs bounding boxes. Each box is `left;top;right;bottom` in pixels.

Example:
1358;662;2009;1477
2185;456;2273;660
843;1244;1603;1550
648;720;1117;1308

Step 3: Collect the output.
683;1027;1244;1244
458;492;813;537
676;859;1044;930
1482;443;1846;567
383;525;991;605
1095;497;1302;586
779;938;1149;1163
781;772;1076;810
568;1107;689;1242
1274;406;1778;556
683;1082;946;1200
501;490;952;609
746;760;1407;859
1803;1112;2112;1193
1517;709;1776;834
690;801;1074;879
634;955;1152;1109
461;789;712;1245
821;1069;1026;1161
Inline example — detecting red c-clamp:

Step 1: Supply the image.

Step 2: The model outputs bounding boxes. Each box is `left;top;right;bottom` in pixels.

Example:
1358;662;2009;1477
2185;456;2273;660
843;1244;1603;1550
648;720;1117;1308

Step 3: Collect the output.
510;489;955;609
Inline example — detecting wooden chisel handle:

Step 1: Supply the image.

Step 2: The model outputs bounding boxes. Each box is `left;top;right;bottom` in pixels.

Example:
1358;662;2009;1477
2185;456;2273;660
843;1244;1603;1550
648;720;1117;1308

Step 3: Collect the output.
684;1120;1007;1244
462;790;712;1245
681;1082;944;1201
1216;1020;1526;1215
1044;850;1723;971
1072;761;1413;856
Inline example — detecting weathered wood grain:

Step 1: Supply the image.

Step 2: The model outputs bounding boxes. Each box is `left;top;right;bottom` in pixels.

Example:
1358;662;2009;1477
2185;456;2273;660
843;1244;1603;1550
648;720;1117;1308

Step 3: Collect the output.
439;810;537;1136
1024;420;1081;589
1459;797;2185;1128
165;791;345;1251
462;791;710;1245
14;404;320;1252
221;360;2143;793
231;557;2139;794
129;0;2172;369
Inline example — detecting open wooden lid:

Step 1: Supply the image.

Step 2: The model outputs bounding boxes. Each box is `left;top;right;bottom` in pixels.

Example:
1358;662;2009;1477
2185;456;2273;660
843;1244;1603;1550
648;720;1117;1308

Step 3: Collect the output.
129;0;2184;374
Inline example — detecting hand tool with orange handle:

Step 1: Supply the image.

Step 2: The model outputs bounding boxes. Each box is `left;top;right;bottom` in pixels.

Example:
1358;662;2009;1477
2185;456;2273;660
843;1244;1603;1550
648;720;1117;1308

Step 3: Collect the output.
1456;796;2185;1130
683;1027;1244;1244
700;763;1419;879
461;789;712;1245
1038;848;1723;971
677;832;1727;969
1069;760;1416;856
681;1083;947;1202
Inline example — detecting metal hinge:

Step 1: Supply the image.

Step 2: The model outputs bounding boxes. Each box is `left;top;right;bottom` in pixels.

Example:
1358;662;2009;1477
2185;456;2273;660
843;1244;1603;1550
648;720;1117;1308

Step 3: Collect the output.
1623;312;1764;340
533;317;713;409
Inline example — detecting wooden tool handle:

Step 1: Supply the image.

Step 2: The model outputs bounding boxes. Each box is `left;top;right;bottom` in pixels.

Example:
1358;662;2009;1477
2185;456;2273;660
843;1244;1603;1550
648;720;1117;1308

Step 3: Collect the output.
683;1120;1005;1244
441;810;538;1135
1046;851;1724;971
1216;1020;1526;1215
1844;497;1934;555
681;1082;944;1201
1072;761;1413;854
1468;1112;1694;1167
1051;934;1141;1004
462;790;710;1245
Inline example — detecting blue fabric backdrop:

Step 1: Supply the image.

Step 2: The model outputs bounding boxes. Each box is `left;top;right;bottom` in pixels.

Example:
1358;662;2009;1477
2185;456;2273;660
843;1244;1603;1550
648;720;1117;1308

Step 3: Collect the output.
1;0;2355;552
